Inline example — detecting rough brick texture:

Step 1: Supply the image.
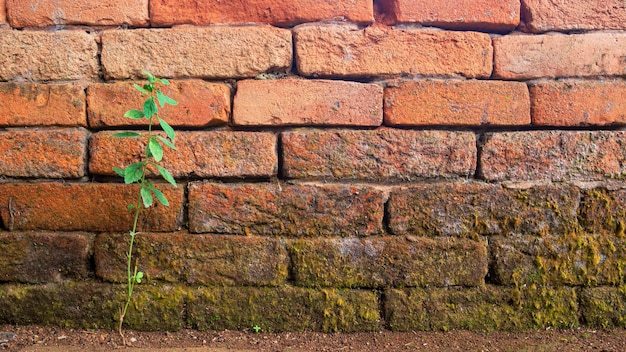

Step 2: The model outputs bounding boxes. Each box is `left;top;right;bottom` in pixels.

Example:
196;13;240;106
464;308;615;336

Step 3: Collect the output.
95;233;288;286
289;236;487;288
0;183;183;232
0;128;88;178
6;0;148;28
379;0;520;32
530;81;626;126
579;188;626;235
522;0;626;32
388;183;580;237
150;0;374;27
581;287;626;328
0;30;98;81
294;24;493;78
494;33;626;79
0;232;93;283
88;80;230;128
101;27;292;80
282;129;476;180
384;80;530;126
233;79;382;127
89;131;277;178
480;131;626;182
188;182;385;236
0;83;86;127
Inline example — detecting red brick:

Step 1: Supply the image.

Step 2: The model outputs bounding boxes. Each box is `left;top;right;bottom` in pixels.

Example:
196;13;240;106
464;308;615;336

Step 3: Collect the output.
282;128;476;180
0;0;5;24
233;79;382;126
101;27;292;80
0;232;93;283
95;232;288;285
530;81;626;126
6;0;148;28
0;128;88;178
290;236;487;288
494;32;626;79
188;182;385;236
521;0;626;32
0;30;98;81
0;182;183;232
480;131;626;181
0;83;86;127
88;80;230;128
150;0;373;27
379;0;520;32
384;80;530;126
294;24;493;78
89;131;277;178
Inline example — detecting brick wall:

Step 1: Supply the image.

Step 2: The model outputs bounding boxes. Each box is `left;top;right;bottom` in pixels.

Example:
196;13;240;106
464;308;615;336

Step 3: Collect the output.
1;0;626;332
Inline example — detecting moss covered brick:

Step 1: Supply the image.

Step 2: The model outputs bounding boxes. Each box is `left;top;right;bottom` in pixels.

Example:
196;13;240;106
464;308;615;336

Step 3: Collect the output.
579;188;626;236
581;286;626;328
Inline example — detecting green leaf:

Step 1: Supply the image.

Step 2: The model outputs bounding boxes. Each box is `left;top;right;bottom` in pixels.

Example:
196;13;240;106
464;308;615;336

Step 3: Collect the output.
160;78;170;86
124;162;144;184
157;136;176;150
112;167;125;177
135;271;144;284
132;84;150;96
156;164;177;187
143;70;155;83
140;185;153;208
124;109;145;119
113;131;141;138
151;187;170;207
143;97;158;119
156;91;178;107
148;138;163;162
158;117;175;143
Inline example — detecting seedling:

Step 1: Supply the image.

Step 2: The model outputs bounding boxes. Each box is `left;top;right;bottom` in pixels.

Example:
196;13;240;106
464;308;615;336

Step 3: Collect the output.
113;71;178;345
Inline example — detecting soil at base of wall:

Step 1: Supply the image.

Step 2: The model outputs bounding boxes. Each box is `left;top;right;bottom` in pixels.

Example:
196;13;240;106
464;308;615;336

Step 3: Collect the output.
1;325;626;352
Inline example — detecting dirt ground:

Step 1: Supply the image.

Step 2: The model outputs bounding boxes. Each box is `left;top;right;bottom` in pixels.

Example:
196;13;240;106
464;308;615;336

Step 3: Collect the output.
2;325;626;352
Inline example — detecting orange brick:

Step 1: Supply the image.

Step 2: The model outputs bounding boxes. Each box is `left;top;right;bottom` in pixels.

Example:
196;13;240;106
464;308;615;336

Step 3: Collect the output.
101;26;292;80
522;0;626;32
0;0;5;24
0;83;86;127
233;79;383;126
294;24;492;78
282;128;476;180
88;80;230;128
6;0;148;28
530;81;626;126
379;0;520;32
0;182;183;232
494;32;626;79
89;131;277;178
0;30;98;81
384;80;530;126
0;128;88;178
150;0;373;27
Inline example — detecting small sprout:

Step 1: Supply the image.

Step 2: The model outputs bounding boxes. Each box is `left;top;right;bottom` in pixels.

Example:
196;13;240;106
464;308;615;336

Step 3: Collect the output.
252;325;261;333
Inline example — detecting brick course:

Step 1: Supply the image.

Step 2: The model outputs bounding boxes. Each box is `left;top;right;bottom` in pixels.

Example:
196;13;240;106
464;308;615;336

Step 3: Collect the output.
521;0;626;32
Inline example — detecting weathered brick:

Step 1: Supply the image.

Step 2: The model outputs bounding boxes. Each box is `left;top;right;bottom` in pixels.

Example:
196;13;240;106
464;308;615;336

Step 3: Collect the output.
89;131;277;178
289;236;487;288
379;0;520;32
384;80;530;126
282;129;476;180
188;182;384;236
494;32;626;79
0;0;6;24
88;80;230;128
491;232;626;286
522;0;626;33
386;285;579;331
388;183;580;237
233;79;383;127
6;0;148;28
95;232;288;286
188;286;380;332
0;232;93;283
0;83;86;127
0;183;183;232
480;131;626;182
0;30;98;81
530;81;626;126
101;27;292;80
580;287;626;328
579;188;626;235
150;0;373;27
0;282;186;330
294;24;493;78
0;128;88;178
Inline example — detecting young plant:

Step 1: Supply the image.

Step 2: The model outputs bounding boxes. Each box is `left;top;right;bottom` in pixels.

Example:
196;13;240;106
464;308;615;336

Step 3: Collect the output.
112;71;178;344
